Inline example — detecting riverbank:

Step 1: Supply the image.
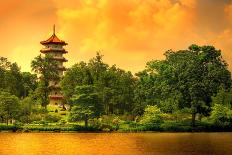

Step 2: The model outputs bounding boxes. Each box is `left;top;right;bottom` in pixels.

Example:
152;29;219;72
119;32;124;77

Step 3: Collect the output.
1;123;231;133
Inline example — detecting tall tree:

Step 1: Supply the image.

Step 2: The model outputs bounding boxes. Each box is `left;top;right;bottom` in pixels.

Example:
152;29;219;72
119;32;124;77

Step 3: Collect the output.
136;45;231;126
61;53;136;115
31;54;59;108
70;85;102;127
0;91;20;125
21;72;38;97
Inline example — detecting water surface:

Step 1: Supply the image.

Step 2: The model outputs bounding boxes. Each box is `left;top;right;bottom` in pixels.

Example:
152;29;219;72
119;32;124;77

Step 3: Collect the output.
0;132;231;155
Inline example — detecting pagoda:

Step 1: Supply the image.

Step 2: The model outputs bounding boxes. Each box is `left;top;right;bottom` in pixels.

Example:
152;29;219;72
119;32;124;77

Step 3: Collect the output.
40;26;68;106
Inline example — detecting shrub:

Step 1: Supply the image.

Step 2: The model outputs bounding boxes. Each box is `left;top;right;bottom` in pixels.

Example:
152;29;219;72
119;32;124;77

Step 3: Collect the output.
59;119;67;125
210;104;232;126
140;105;164;125
0;124;22;132
160;121;192;132
44;114;61;123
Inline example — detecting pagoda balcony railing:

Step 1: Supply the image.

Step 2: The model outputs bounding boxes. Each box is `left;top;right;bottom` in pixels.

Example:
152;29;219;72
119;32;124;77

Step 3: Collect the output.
40;48;68;53
52;57;68;62
49;95;64;99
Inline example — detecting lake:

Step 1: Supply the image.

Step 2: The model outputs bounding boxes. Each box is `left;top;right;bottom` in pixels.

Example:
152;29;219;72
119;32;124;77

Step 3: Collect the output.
0;133;231;155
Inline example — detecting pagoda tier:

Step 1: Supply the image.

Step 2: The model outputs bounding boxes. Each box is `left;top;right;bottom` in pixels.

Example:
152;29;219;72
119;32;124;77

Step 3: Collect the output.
58;66;67;71
49;95;64;100
49;85;61;89
40;48;68;54
51;57;68;62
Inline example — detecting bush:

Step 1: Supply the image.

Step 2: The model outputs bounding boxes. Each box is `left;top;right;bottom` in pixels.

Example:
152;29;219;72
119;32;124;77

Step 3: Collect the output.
44;114;61;123
210;104;232;126
0;124;22;132
160;121;192;132
59;119;67;125
140;105;164;125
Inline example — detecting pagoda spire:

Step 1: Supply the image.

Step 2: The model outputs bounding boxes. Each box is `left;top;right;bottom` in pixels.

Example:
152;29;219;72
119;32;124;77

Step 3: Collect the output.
53;24;56;35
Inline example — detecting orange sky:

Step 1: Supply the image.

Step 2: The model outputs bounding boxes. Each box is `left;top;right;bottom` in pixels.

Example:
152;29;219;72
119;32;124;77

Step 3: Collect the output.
1;0;232;73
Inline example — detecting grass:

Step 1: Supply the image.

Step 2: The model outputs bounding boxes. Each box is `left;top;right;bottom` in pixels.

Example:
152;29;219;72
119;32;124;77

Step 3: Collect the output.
47;105;69;122
0;113;231;132
0;122;231;132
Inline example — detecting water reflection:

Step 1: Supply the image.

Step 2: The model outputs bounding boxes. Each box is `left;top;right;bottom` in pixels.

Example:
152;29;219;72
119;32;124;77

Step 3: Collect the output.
0;133;231;155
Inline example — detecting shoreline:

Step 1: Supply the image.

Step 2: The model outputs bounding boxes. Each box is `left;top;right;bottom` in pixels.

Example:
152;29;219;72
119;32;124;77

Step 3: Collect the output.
1;129;232;133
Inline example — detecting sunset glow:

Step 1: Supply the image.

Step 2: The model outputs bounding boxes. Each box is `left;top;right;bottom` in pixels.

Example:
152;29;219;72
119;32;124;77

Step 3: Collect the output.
1;0;232;73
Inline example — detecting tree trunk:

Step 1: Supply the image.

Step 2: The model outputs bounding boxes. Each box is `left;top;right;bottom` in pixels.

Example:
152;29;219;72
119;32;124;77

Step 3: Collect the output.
192;113;196;127
0;116;3;123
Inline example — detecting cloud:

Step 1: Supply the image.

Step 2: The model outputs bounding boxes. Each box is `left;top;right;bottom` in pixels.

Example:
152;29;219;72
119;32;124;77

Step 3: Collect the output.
1;0;232;73
54;0;198;72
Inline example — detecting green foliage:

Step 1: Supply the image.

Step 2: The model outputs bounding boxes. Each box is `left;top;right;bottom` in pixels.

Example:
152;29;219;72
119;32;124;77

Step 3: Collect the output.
20;97;34;123
0;124;22;132
61;53;135;115
135;45;231;126
0;91;21;125
69;105;93;122
44;114;62;123
210;104;232;125
0;57;37;98
31;54;59;108
140;105;164;125
69;85;101;127
1;44;232;132
212;87;232;107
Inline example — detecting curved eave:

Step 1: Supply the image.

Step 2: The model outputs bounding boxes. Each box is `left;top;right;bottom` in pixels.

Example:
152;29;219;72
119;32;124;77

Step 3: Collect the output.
40;49;68;54
40;41;68;46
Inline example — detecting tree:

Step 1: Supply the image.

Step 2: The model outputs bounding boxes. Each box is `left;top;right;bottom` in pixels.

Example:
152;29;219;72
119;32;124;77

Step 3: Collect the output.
69;105;94;127
20;96;34;124
0;57;36;99
31;54;59;108
21;72;38;97
60;61;91;105
136;45;231;126
69;85;101;127
61;53;136;115
0;91;20;125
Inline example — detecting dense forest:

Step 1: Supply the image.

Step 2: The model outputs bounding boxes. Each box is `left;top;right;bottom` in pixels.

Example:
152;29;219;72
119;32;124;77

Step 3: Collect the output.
0;44;232;132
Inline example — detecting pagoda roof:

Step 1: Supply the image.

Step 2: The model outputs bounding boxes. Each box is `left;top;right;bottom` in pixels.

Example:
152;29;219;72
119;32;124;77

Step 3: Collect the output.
40;25;67;45
40;34;67;45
